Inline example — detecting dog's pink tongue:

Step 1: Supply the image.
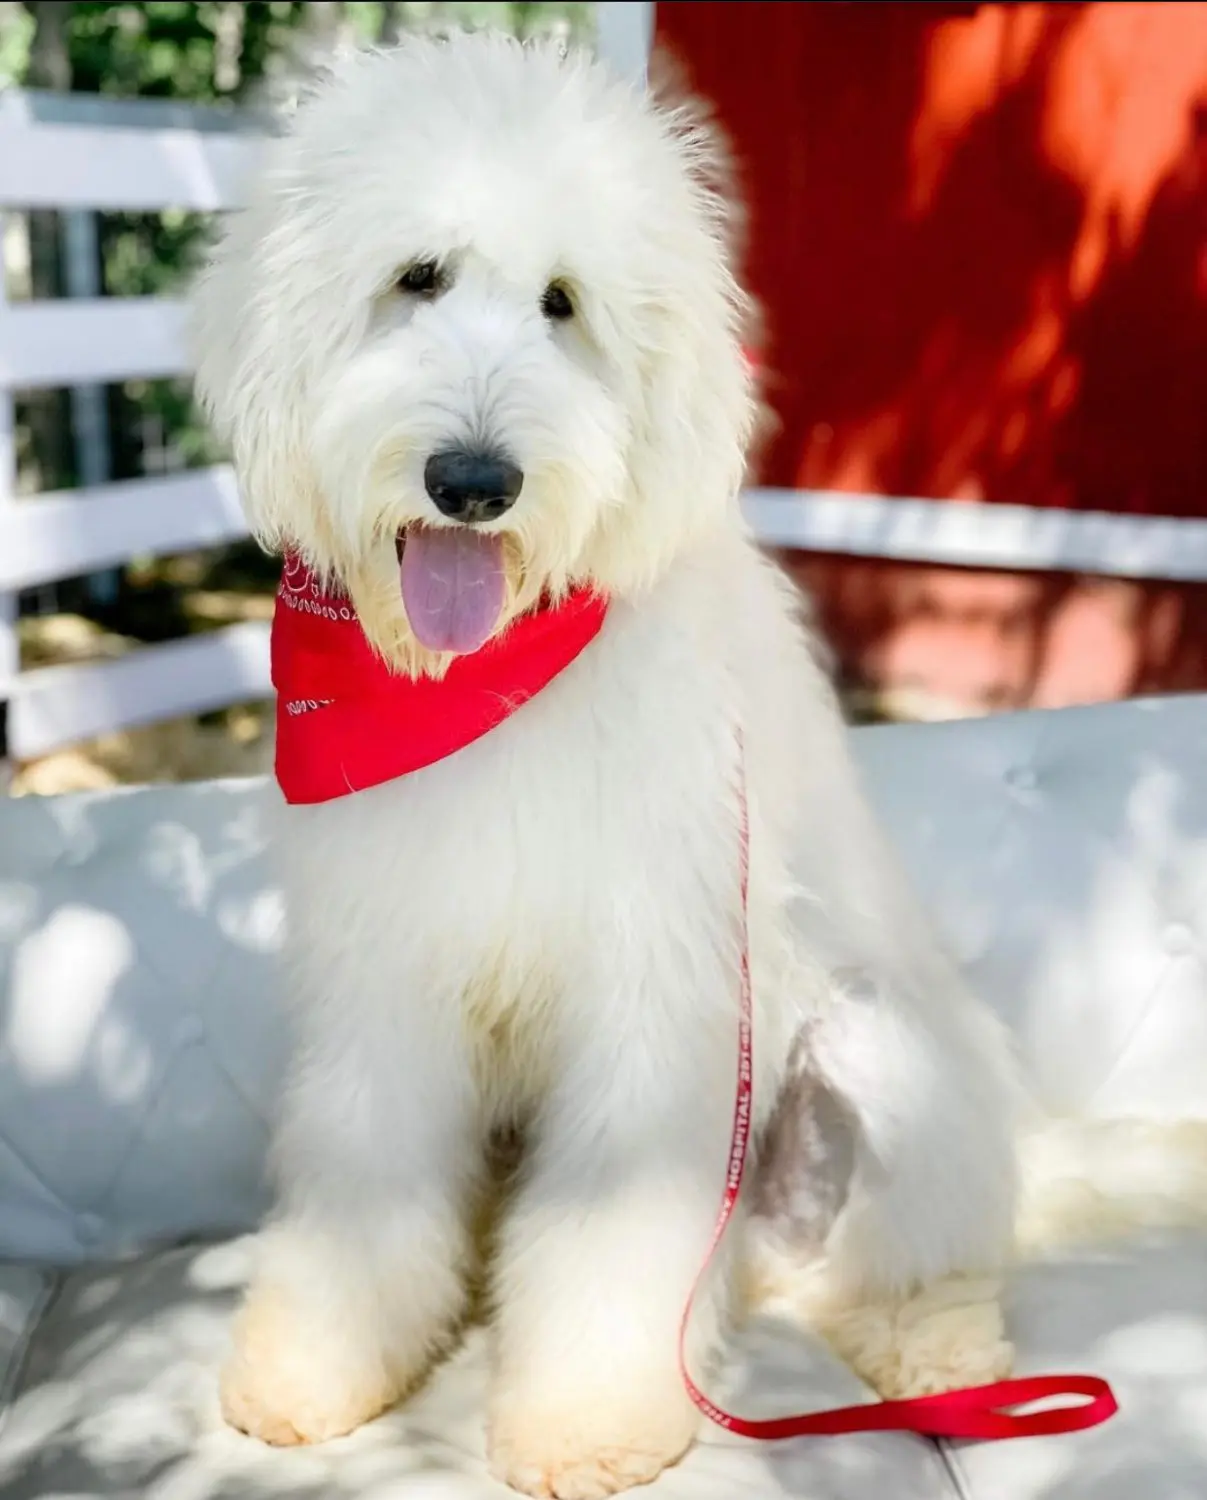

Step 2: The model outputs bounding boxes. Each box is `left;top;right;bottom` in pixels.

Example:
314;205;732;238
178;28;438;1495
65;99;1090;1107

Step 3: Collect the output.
400;526;506;654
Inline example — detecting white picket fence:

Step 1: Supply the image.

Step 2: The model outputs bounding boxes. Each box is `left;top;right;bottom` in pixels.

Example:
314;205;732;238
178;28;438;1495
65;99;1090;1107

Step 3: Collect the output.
0;85;268;770
3;0;1207;777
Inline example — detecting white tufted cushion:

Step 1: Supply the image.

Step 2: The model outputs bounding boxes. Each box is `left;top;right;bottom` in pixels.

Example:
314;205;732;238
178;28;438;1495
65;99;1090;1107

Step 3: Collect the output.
946;1238;1207;1500
0;781;285;1264
2;694;1207;1500
3;695;1206;1264
855;694;1207;1121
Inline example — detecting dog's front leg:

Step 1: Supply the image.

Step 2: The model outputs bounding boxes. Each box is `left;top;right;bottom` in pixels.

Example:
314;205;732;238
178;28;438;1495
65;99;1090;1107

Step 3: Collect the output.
220;982;479;1445
486;934;739;1499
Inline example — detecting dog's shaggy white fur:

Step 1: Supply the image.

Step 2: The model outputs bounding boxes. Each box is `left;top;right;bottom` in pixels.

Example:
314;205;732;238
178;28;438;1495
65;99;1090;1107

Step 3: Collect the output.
190;31;1207;1499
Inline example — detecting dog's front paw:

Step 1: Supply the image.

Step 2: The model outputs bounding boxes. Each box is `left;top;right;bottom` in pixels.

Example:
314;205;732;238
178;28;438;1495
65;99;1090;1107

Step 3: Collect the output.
220;1285;399;1446
488;1387;698;1499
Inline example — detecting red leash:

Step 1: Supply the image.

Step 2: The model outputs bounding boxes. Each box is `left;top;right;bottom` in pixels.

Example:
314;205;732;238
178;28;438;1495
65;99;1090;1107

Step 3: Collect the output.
676;748;1119;1443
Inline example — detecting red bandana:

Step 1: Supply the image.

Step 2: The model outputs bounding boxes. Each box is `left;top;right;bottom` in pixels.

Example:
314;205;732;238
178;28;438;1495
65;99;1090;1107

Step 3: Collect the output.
270;553;608;804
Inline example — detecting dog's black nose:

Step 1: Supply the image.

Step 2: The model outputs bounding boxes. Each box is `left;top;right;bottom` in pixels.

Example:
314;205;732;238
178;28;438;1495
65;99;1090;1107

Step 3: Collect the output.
423;448;523;524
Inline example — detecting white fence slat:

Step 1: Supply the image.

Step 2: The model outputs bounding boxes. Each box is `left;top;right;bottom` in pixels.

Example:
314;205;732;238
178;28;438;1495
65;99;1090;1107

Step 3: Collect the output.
743;489;1207;584
0;93;256;213
0;298;190;389
0;466;249;591
0;585;12;780
0;206;15;785
10;621;272;761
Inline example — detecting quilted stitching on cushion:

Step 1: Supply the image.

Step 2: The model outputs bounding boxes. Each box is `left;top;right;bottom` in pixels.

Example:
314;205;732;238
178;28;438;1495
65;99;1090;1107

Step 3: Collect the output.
855;695;1207;1120
0;782;284;1263
0;1264;53;1427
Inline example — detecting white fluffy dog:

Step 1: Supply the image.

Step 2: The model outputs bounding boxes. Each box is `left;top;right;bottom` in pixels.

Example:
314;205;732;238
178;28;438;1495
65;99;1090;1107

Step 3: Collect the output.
188;30;1196;1500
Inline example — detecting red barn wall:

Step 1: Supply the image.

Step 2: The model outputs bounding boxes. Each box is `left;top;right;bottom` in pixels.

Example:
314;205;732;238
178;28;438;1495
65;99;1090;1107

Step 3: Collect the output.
656;1;1207;716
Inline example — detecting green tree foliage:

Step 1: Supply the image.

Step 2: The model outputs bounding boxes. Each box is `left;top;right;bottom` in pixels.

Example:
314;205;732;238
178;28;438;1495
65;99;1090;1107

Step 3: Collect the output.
0;1;33;86
65;2;293;99
2;3;595;98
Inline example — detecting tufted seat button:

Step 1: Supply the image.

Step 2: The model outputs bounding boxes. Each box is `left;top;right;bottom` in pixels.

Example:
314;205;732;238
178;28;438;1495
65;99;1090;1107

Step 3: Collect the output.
176;1014;207;1047
1006;765;1038;792
75;1212;104;1247
1164;923;1196;957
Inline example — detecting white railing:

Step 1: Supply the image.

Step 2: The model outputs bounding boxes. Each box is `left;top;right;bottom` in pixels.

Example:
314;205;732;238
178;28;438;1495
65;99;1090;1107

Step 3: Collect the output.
3;0;1207;778
0;85;271;771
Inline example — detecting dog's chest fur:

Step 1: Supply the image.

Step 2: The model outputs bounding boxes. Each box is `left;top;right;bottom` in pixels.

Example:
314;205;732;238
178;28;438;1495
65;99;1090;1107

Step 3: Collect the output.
276;533;805;1126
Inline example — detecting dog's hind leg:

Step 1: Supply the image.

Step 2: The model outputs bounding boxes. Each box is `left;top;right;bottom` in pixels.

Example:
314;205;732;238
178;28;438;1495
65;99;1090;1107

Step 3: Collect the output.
746;968;1018;1399
755;659;1024;1397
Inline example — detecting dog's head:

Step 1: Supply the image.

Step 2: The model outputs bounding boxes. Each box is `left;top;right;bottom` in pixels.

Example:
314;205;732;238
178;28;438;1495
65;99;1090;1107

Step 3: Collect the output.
192;32;754;672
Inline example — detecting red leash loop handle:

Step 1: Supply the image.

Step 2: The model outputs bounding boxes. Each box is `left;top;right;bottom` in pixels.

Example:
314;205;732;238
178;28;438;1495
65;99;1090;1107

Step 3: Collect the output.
682;1369;1119;1443
677;741;1120;1444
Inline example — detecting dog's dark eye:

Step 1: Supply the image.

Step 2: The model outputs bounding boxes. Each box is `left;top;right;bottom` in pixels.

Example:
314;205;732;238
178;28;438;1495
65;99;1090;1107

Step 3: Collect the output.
541;281;574;321
395;260;442;296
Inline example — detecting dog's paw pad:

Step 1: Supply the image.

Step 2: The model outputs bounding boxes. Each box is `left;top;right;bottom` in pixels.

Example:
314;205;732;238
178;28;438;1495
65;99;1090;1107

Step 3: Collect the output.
494;1447;676;1500
220;1354;391;1446
489;1400;696;1499
491;1443;686;1500
219;1290;398;1446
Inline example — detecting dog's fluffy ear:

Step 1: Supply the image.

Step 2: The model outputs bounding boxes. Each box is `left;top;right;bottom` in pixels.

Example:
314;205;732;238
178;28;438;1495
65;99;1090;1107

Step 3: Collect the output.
585;53;761;594
645;47;754;304
191;46;391;559
190;173;324;555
